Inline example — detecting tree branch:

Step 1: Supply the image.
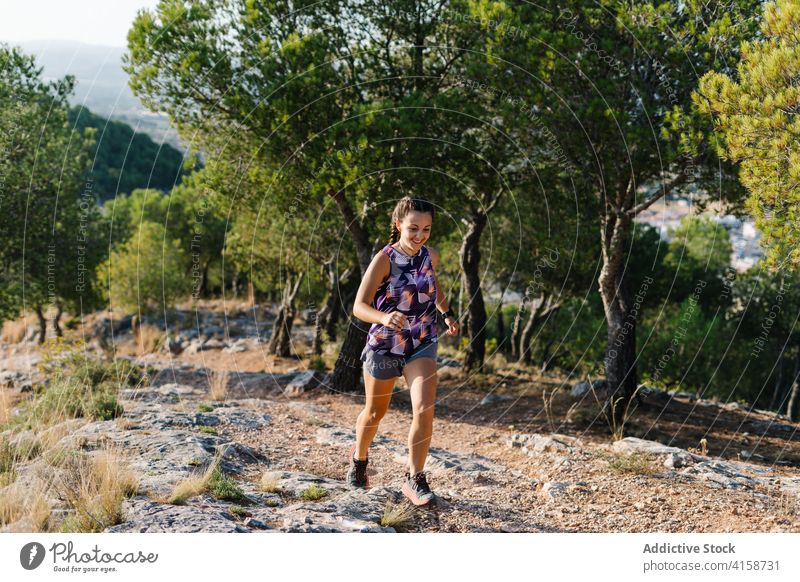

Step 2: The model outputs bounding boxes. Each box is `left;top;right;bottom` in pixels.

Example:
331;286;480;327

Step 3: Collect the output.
626;171;690;217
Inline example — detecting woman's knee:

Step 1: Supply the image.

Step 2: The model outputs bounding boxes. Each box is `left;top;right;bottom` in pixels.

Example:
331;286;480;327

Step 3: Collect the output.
361;406;387;426
410;402;435;422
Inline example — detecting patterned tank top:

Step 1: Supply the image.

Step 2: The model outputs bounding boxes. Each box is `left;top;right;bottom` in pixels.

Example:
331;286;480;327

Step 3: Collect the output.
364;243;438;357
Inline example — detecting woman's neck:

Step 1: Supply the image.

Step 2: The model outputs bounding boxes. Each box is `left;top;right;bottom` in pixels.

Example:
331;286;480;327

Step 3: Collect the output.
393;240;420;257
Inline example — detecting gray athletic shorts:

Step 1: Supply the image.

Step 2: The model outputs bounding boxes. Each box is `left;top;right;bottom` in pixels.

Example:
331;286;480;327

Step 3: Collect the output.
360;341;438;380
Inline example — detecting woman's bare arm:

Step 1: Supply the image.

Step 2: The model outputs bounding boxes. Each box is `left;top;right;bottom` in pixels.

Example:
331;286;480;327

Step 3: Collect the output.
352;251;392;325
429;247;450;314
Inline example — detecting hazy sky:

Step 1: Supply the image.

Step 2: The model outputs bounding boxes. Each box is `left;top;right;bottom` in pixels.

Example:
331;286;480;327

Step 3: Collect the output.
1;0;161;47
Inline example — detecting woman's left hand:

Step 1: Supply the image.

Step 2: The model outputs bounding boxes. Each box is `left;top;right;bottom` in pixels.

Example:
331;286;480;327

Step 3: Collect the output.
444;316;459;336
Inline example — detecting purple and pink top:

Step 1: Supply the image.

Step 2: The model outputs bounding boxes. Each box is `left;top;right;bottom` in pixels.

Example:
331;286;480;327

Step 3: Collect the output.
364;243;439;357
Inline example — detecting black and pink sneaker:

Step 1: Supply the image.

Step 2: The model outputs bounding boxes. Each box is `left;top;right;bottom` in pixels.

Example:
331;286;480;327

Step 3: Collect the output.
346;444;369;489
401;470;435;505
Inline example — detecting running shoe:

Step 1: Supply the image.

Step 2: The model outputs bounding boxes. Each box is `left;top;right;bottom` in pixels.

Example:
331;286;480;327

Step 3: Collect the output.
346;444;369;489
401;470;435;505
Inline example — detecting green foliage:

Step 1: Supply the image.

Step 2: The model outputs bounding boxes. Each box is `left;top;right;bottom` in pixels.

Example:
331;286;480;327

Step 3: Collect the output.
697;0;800;268
17;344;146;429
68;106;192;202
97;220;191;314
207;467;247;502
0;44;106;323
299;484;327;501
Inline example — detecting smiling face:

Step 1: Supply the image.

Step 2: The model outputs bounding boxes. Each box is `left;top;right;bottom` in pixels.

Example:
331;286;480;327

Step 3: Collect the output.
395;210;433;250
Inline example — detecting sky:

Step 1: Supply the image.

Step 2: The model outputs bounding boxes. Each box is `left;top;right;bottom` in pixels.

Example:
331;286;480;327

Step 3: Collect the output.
0;0;161;47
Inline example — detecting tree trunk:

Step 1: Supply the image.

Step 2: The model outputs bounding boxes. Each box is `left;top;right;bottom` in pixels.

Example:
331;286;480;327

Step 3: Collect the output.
328;190;373;393
600;278;639;428
599;209;640;431
769;346;786;412
312;260;354;355
200;262;210;298
785;350;800;421
268;272;304;357
53;303;64;337
518;293;547;365
510;300;525;359
460;212;488;372
247;281;255;307
496;298;505;350
35;304;47;344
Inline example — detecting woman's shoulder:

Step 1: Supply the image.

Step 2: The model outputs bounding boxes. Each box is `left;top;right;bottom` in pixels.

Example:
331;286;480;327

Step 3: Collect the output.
424;245;439;264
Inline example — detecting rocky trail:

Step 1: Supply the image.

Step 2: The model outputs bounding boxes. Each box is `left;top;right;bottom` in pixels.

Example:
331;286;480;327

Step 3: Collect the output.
2;304;800;532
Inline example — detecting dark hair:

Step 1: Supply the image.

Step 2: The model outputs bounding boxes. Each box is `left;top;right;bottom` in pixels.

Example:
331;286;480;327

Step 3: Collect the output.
388;197;435;244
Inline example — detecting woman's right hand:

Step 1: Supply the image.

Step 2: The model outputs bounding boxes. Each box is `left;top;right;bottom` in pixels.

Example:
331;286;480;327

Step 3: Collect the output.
381;311;408;332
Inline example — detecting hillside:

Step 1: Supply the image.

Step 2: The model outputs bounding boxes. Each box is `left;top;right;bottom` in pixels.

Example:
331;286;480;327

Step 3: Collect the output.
1;301;798;533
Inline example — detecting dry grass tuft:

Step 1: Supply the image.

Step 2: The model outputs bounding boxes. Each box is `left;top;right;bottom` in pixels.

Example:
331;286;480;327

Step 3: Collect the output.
0;483;51;531
161;447;226;505
606;451;659;475
379;501;417;530
1;315;30;344
209;369;229;402
54;444;139;532
258;470;284;493
136;324;164;355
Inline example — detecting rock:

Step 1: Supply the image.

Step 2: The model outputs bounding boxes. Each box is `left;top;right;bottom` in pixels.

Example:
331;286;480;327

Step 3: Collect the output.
507;433;582;455
679;460;762;490
163;336;185;355
223;339;249;353
480;394;513;406
436;356;461;368
637;385;670;403
612;437;701;468
393;446;504;475
200;338;227;351
244;517;270;530
541;481;571;500
104;497;255;533
283;371;324;398
570;379;608;399
0;371;25;389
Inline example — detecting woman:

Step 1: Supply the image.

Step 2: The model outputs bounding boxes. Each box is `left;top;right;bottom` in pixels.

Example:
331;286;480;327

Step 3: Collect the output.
348;196;458;505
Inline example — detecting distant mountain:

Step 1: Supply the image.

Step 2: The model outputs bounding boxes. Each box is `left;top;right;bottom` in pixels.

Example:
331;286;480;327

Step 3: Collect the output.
69;107;193;203
10;40;182;150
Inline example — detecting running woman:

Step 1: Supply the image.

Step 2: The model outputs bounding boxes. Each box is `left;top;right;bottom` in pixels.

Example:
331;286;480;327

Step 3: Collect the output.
347;196;459;505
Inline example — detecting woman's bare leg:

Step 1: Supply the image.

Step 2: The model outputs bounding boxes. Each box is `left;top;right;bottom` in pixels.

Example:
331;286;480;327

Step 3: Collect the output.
403;357;438;475
354;370;396;459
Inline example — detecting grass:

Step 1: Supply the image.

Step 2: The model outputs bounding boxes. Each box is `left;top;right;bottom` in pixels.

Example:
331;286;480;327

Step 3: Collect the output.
53;444;139;532
208;467;248;502
198;403;214;413
12;340;148;431
229;505;251;518
299;484;327;501
198;426;218;435
258;470;283;493
379;501;417;530
135;323;165;355
606;451;659;475
0;432;43;487
209;369;229;402
162;447;247;505
162;449;225;505
0;483;51;531
1;315;30;343
586;375;643;441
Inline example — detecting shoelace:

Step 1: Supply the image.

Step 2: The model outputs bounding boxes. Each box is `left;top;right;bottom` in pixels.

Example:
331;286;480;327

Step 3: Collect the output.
410;471;431;494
